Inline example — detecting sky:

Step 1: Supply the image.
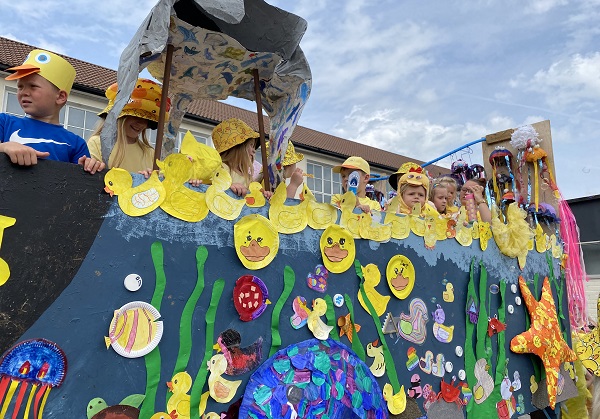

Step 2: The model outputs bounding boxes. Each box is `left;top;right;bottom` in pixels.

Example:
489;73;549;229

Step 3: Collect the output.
1;0;599;199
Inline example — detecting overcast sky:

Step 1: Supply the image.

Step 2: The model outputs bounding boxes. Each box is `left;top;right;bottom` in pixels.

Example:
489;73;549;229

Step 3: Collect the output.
1;0;599;199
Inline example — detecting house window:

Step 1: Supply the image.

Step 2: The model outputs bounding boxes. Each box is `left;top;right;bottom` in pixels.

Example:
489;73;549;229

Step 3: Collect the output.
306;160;342;203
65;106;100;140
177;130;210;151
4;92;23;116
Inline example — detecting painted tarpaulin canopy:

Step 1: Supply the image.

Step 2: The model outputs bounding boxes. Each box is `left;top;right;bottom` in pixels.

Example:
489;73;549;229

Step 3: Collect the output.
100;0;312;187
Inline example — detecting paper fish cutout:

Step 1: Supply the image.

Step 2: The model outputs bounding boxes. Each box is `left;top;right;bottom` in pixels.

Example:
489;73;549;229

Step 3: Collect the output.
432;304;454;343
358;263;390;316
306;264;328;293
207;354;242;403
214;329;263;375
338;313;361;343
319;225;355;274
366;339;386;377
386;254;415;299
104;168;166;217
234;214;279;270
487;315;506;337
233;275;271;321
105;301;163;358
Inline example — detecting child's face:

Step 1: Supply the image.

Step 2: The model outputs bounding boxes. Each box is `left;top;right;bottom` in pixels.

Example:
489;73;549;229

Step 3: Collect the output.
431;187;448;212
340;168;369;195
283;163;297;179
445;184;457;205
402;185;427;209
245;138;257;160
123;116;149;141
16;74;62;120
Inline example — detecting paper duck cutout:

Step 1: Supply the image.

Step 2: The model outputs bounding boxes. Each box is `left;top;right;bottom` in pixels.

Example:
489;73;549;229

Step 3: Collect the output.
479;221;493;251
207;354;242;403
338;191;363;238
232;275;270;321
530;375;538;393
179;130;222;184
408;373;422;398
455;208;474;247
383;383;406;415
366;339;385;377
290;296;310;329
467;296;479;323
443;282;454;302
300;184;338;230
420;351;446;377
337;313;361;343
244;182;266;207
166;371;192;418
357;263;390;316
487;315;506;337
234;214;279;270
0;215;16;286
358;211;392;242
496;371;522;419
575;294;600;376
307;298;334;340
104;168;166;217
157;153;209;222
214;329;263;375
510;276;577;409
268;182;308;234
105;301;163;358
319;224;356;274
150;411;178;419
206;168;246;220
386;254;416;299
423;214;437;249
306;264;328;293
384;199;411;240
405;347;419;370
473;358;494;404
432;304;454;343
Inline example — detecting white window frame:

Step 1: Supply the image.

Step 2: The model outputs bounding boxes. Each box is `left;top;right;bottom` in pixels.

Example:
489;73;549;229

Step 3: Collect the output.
306;160;342;203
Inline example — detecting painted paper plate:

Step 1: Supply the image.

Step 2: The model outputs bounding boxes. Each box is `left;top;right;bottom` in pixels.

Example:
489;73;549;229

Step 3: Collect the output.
233;275;270;321
105;301;163;358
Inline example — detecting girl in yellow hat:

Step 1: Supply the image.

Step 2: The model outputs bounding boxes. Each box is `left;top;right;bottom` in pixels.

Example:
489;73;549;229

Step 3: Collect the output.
260;140;305;198
212;118;271;198
87;78;169;173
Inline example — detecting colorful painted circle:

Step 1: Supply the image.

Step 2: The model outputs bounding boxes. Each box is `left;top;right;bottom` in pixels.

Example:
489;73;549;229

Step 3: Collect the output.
386;255;415;299
233;275;270;321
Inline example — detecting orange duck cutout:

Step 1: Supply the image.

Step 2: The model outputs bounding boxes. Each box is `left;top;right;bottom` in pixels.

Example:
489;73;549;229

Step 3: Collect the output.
213;329;263;375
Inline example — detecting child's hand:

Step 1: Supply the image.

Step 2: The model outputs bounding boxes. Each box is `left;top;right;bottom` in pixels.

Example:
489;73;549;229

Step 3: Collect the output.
357;203;372;214
0;142;49;166
230;183;248;197
289;168;304;188
78;156;105;174
188;178;202;187
262;190;273;200
137;168;155;179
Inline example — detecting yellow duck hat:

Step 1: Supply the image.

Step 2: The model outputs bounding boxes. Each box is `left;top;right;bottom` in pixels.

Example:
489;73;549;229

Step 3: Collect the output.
388;161;422;190
265;140;304;166
99;78;169;130
332;156;370;175
5;49;76;94
212;118;260;153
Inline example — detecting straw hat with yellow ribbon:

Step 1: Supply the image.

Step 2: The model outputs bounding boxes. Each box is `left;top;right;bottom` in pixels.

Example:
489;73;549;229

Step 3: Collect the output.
212;118;260;153
99;78;169;130
265;140;304;166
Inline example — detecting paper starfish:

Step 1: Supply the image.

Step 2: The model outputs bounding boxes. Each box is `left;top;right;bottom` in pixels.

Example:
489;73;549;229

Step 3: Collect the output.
510;276;576;409
338;313;361;342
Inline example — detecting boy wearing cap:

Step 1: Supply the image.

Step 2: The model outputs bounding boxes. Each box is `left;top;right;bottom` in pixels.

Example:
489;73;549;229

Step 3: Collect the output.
0;49;103;173
330;156;381;213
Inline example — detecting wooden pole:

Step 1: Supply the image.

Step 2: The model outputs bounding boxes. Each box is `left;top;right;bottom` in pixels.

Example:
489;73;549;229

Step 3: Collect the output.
253;69;271;192
153;43;174;170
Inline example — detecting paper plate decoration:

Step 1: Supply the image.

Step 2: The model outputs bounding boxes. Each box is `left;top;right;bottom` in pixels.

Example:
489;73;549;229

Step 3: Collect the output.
215;329;263;376
123;273;142;292
233;275;271;321
306;264;328;292
319;224;355;273
386;254;416;299
207;354;242;403
357;263;390;316
105;301;163;358
104;168;166;217
0;338;67;419
234;214;279;270
510;276;577;409
238;338;386;419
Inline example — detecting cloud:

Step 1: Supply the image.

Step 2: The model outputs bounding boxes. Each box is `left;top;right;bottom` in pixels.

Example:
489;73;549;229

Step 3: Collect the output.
524;0;568;14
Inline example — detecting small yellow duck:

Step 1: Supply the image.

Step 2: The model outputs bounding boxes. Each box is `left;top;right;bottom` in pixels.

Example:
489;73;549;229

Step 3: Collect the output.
207;354;242;403
166;371;192;418
338;191;362;238
423;214;437;249
383;383;406;415
409;204;426;237
384;197;410;240
358;212;392;242
366;339;385;377
157;154;209;222
104;168;166;217
442;283;454;303
245;182;266;208
307;298;334;340
357;264;390;316
150;412;177;419
268;182;308;234
179;130;222;184
301;185;338;230
205;168;246;220
454;208;474;247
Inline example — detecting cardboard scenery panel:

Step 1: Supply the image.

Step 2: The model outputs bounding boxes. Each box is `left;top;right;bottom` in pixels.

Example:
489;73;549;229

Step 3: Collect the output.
0;157;577;419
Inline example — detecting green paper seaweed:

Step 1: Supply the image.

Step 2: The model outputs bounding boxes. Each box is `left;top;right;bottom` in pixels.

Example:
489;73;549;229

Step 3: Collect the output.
324;294;339;342
269;266;296;356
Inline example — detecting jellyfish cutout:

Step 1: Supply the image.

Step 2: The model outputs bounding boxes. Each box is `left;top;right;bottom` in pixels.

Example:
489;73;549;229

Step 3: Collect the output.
0;338;67;418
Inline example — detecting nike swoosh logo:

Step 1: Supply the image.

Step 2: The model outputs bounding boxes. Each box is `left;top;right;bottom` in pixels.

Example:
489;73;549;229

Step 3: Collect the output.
9;129;70;147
